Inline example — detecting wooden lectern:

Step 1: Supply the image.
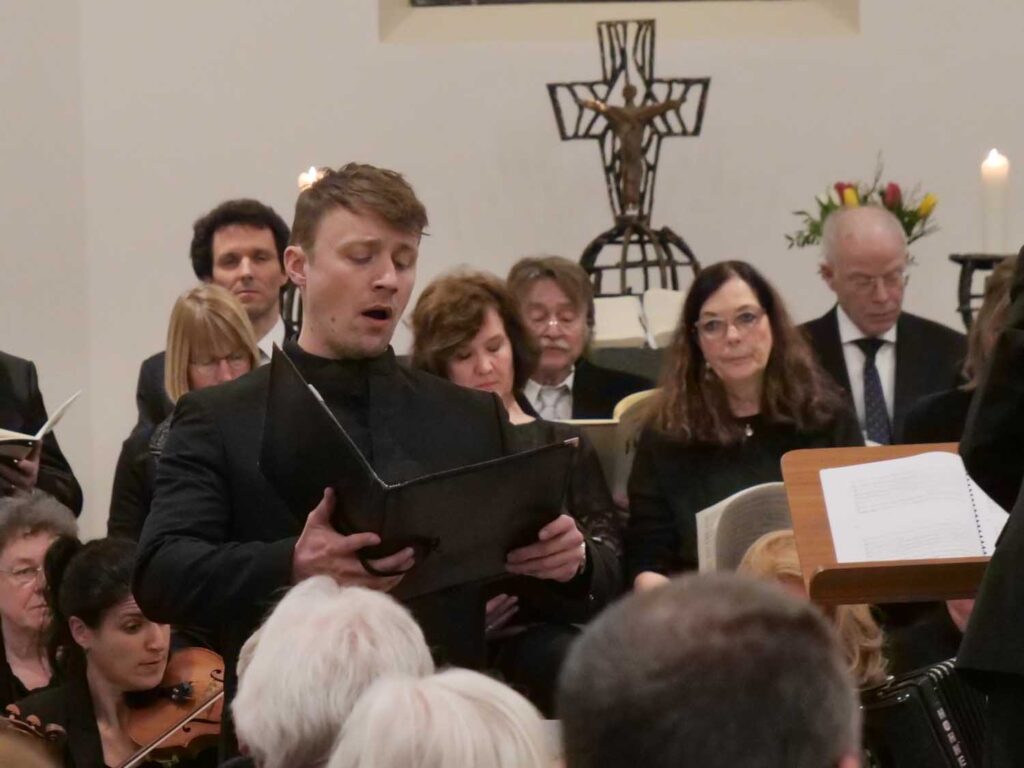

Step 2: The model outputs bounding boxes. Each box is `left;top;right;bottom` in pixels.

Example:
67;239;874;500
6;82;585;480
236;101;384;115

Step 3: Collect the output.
781;443;989;606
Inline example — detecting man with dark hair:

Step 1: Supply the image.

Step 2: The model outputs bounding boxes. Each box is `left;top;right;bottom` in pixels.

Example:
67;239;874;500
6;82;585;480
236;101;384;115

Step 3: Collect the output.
133;199;292;429
558;573;861;768
508;255;650;420
134;163;595;758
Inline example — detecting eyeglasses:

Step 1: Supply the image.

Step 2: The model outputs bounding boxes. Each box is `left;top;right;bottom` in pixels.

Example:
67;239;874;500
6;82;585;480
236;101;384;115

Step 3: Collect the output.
845;269;910;295
189;351;250;374
694;308;766;341
526;312;583;331
0;565;43;586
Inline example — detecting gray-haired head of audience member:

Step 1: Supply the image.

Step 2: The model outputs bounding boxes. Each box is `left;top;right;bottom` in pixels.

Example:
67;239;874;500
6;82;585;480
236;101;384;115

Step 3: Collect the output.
0;490;78;555
558;573;861;768
328;669;551;768
232;577;435;768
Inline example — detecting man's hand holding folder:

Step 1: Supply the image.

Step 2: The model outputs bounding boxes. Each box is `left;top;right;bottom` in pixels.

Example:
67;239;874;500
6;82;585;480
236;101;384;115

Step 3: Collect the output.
292;487;416;591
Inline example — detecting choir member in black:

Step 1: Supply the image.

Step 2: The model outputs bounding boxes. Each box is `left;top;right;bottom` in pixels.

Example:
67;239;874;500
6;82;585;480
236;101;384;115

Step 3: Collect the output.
625;261;862;590
903;255;1016;444
108;285;260;540
7;537;172;768
0;351;83;514
132;164;589;757
0;492;77;709
409;270;622;714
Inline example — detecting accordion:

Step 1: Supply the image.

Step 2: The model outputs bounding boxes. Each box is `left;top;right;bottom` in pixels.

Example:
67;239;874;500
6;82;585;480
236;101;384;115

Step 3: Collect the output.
861;660;986;767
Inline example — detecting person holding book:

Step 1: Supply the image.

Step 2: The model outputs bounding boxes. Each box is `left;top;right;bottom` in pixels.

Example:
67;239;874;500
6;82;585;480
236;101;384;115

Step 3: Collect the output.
0;492;77;710
409;269;622;714
507;256;651;420
108;284;261;541
0;351;83;515
133;164;589;759
625;261;862;590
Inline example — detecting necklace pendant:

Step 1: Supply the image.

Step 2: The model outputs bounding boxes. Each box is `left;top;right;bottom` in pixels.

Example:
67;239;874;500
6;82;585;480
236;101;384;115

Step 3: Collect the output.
744;423;754;438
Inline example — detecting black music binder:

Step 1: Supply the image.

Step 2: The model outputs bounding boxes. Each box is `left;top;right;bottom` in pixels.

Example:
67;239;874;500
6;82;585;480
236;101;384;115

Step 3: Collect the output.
259;347;576;600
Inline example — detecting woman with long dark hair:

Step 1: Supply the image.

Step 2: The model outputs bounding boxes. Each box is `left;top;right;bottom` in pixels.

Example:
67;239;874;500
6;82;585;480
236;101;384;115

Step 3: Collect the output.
6;537;172;767
626;261;862;590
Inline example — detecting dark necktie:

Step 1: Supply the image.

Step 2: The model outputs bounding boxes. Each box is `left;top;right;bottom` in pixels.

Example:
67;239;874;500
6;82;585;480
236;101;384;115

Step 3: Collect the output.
854;337;891;444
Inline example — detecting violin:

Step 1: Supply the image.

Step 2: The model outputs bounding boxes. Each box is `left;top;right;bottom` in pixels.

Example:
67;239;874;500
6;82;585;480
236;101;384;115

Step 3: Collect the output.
0;714;65;768
120;646;225;768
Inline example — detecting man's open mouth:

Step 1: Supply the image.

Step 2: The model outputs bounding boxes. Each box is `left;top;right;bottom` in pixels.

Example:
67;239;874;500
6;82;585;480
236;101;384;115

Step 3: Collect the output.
363;308;392;321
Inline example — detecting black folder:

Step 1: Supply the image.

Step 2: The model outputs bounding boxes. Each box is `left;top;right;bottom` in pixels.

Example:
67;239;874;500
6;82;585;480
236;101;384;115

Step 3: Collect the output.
259;347;577;600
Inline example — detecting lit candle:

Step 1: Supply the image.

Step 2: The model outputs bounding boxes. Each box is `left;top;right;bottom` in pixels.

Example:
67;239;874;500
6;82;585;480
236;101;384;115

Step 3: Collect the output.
297;166;321;191
981;149;1010;252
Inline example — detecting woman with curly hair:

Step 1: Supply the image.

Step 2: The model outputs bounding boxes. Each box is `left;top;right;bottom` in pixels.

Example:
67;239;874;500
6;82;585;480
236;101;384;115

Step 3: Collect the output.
626;260;862;590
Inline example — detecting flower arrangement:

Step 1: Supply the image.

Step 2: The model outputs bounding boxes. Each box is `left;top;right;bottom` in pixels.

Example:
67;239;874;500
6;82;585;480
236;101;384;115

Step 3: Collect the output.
786;165;938;249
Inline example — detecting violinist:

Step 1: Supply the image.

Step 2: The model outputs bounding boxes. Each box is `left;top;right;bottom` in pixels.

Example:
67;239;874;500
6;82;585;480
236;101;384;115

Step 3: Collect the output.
0;491;77;709
7;537;172;768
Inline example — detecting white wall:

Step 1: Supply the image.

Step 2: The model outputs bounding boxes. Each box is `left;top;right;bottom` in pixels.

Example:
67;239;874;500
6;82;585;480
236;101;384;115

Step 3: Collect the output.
5;0;1023;537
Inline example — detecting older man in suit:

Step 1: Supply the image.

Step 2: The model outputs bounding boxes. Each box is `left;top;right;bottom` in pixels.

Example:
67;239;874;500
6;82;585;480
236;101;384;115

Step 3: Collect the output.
508;256;651;420
801;206;965;444
0;352;82;514
133;198;292;430
134;164;600;759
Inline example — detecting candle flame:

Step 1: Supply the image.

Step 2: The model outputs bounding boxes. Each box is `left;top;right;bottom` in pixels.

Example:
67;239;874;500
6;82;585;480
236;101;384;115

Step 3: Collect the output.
983;149;1009;168
297;166;321;191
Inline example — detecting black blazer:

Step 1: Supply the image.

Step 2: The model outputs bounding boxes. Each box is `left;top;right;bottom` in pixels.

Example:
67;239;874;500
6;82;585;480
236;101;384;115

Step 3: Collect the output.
0;352;82;514
957;252;1024;682
571;358;652;420
625;409;863;580
133;352;173;433
134;344;610;755
800;307;966;442
7;672;105;768
107;424;158;540
901;387;974;445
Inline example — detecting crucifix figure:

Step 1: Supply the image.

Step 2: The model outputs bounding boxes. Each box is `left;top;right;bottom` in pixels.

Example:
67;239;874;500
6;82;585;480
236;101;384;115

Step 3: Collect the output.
579;83;684;214
548;20;710;296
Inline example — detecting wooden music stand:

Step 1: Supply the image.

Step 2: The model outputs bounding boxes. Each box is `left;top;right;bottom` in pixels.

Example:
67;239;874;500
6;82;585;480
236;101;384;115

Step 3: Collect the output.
781;443;989;606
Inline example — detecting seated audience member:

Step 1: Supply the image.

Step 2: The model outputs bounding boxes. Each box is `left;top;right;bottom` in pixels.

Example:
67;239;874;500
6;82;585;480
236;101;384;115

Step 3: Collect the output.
903;254;1016;444
0;351;83;514
409;269;622;714
738;529;887;688
0;492;77;709
626;261;861;590
329;669;550;768
507;255;651;419
134;198;291;430
108;284;260;540
802;205;966;444
557;572;861;768
231;577;434;768
7;537;173;768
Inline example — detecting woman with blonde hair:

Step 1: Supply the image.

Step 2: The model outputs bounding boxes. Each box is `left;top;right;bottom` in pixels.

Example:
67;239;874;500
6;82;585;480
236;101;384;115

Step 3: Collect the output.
108;284;260;539
739;529;888;688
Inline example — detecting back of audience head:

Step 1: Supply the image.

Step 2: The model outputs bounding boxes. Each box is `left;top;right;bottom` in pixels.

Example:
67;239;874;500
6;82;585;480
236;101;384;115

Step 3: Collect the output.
820;206;909;338
739;529;887;688
0;492;76;639
328;668;550;768
507;255;594;385
963;253;1017;388
653;259;843;444
558;572;861;768
232;577;434;768
410;269;539;396
44;537;169;688
163;283;260;402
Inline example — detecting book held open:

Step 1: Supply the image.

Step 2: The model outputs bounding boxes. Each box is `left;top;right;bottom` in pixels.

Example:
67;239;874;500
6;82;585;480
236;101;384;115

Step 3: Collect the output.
0;391;81;461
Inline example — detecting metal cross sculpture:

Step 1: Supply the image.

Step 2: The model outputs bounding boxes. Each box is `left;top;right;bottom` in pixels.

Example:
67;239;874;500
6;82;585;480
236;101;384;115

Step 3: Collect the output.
548;20;710;296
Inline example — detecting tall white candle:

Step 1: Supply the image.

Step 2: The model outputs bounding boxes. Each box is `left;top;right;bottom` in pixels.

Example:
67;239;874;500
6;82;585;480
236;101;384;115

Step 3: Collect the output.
981;149;1010;252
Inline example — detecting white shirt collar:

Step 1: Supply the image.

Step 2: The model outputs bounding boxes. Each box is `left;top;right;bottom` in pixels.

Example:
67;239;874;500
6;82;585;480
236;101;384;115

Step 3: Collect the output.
835;305;898;345
256;315;287;362
524;367;575;400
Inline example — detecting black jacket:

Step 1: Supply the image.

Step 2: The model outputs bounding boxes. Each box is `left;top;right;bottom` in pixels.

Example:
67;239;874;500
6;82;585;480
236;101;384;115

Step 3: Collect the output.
800;306;966;442
901;386;974;445
0;352;82;514
957;251;1024;682
571;358;652;419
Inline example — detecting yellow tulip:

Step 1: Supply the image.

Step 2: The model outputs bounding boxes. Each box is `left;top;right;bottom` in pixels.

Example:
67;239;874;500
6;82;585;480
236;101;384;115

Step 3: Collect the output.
917;193;937;218
842;187;860;207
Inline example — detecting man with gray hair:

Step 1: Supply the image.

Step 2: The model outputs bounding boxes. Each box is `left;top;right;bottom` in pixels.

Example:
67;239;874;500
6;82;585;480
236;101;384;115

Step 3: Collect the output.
801;206;964;443
230;576;435;768
558;573;861;768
